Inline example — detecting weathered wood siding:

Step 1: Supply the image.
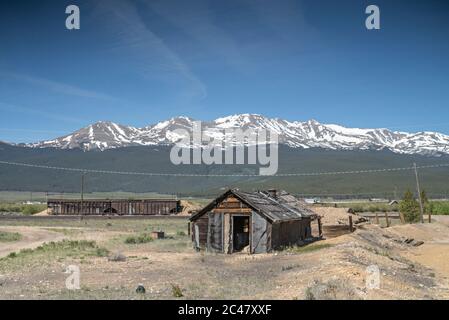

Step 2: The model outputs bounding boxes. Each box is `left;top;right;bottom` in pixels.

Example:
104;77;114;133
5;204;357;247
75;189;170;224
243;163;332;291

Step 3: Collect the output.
251;211;268;254
223;213;231;254
207;212;223;252
271;218;312;249
191;191;316;254
192;214;209;249
192;195;252;252
48;199;180;216
212;195;252;213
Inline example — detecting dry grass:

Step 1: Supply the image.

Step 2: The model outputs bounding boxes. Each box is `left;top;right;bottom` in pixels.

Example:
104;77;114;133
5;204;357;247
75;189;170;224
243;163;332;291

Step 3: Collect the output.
305;278;359;300
1;217;449;300
0;240;110;272
283;243;333;254
0;231;22;242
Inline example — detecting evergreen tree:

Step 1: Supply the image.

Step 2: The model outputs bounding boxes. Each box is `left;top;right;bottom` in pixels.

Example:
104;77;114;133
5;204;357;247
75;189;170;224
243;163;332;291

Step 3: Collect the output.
399;189;420;223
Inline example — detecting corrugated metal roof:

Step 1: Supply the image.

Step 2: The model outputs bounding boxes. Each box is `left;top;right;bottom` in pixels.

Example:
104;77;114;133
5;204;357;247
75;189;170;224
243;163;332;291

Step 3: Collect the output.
233;190;317;222
190;189;317;222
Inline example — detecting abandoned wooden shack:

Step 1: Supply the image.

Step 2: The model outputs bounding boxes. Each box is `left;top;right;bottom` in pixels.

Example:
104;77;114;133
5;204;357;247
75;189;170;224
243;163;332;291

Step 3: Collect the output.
47;199;181;216
189;189;322;254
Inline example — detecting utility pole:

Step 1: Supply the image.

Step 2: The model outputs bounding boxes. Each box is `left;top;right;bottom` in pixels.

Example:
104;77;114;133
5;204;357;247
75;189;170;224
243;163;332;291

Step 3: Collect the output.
414;163;424;223
80;172;85;220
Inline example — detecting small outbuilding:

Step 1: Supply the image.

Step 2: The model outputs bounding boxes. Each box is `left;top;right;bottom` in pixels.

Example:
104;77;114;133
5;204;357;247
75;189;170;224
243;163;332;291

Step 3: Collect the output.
189;189;322;254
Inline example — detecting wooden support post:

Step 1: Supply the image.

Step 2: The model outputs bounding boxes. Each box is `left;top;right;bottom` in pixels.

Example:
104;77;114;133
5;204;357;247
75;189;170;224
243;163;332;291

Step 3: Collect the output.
414;163;425;223
399;211;405;224
80;172;85;220
375;212;379;225
428;211;432;223
349;215;353;232
187;222;191;236
318;217;323;238
385;211;390;227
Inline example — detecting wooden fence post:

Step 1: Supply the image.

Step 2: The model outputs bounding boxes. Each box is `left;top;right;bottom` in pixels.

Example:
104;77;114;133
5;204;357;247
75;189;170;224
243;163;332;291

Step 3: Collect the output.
318;217;323;237
385;212;390;227
375;212;379;225
399;211;405;224
349;215;353;232
187;222;191;236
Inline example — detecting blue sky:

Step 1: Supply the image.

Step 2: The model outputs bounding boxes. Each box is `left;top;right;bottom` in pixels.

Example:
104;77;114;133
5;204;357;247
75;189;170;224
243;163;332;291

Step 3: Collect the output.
1;0;449;143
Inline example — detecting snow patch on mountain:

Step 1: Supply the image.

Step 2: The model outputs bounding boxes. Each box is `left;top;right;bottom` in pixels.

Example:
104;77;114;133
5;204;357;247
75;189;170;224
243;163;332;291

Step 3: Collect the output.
24;114;449;156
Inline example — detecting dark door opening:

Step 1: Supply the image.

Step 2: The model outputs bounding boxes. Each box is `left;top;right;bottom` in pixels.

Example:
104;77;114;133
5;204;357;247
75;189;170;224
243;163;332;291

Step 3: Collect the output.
233;216;250;252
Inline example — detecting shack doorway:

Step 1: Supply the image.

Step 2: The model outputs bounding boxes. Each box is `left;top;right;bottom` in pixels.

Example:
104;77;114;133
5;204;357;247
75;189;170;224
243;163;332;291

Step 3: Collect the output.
232;216;250;252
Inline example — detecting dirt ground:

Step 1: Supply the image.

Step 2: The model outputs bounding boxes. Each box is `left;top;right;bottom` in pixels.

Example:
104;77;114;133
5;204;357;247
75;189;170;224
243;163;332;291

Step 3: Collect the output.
312;206;354;225
0;226;65;258
1;212;449;300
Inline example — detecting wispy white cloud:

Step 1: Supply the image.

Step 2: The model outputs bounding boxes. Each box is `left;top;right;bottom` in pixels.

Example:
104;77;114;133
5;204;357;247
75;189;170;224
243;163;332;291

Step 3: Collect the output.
0;101;85;125
146;0;246;69
245;0;322;52
94;0;207;101
4;73;117;101
0;128;68;134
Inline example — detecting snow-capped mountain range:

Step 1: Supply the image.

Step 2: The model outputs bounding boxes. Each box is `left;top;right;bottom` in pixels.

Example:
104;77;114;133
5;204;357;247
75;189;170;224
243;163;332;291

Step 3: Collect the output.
23;114;449;156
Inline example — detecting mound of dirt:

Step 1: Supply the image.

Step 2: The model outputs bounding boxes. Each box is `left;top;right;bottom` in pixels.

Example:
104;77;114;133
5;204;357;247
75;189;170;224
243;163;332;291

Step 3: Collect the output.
179;200;203;216
33;209;49;216
311;206;354;226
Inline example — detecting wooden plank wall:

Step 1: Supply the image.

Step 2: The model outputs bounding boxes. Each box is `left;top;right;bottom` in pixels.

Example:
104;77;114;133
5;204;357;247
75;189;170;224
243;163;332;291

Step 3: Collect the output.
193;195;252;250
48;200;179;216
271;219;312;249
212;195;252;214
193;214;209;248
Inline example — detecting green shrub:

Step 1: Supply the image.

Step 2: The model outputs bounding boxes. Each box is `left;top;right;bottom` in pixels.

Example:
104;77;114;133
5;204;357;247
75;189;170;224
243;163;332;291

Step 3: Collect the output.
171;284;183;298
0;231;22;242
22;204;46;215
42;240;97;251
0;204;22;212
305;287;316;300
124;233;153;244
95;247;110;257
2;240;105;261
429;201;449;215
0;203;46;215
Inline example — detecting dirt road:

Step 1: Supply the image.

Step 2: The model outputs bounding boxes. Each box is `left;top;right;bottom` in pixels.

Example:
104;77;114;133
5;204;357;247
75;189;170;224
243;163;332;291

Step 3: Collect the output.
0;226;66;258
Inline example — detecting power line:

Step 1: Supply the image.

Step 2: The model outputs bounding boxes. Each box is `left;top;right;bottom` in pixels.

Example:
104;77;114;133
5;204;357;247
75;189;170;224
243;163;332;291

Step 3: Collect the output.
296;192;394;197
1;160;449;177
